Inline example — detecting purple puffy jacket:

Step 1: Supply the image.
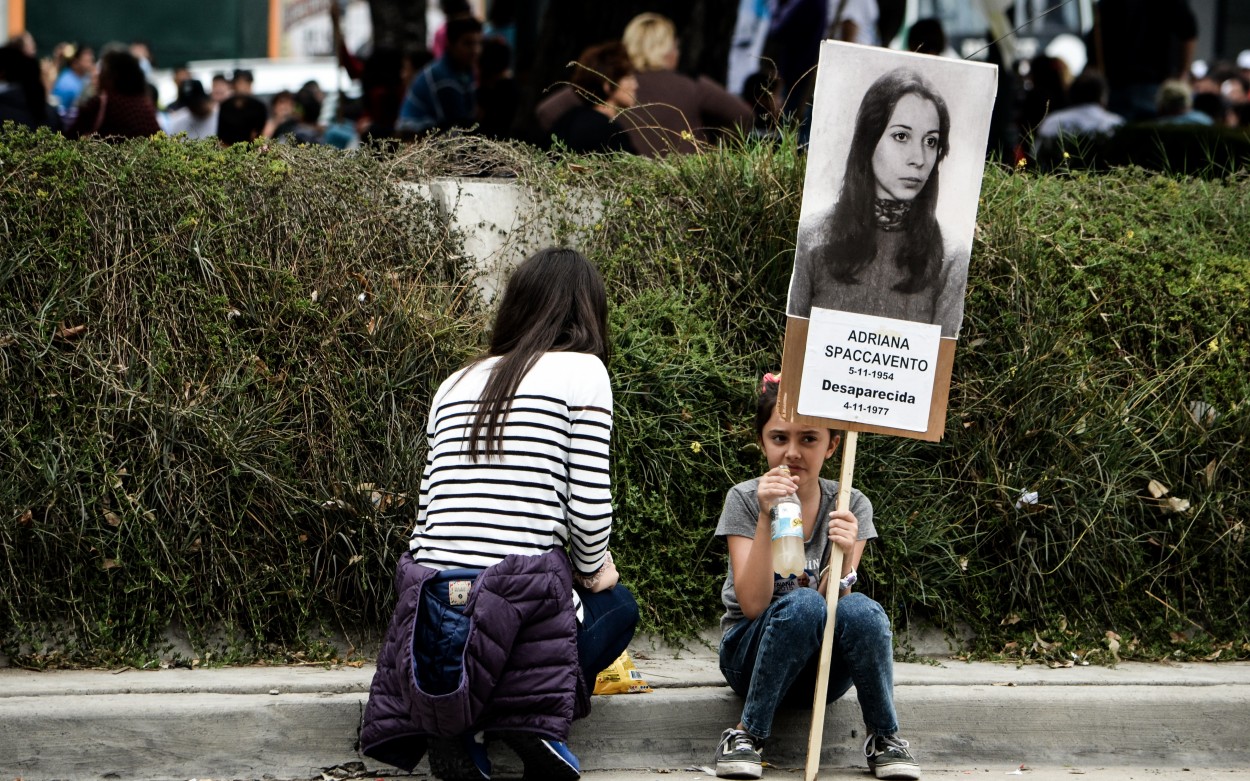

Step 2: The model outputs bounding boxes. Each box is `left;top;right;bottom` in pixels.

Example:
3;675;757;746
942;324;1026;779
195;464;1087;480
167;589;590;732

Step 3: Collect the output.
360;548;589;770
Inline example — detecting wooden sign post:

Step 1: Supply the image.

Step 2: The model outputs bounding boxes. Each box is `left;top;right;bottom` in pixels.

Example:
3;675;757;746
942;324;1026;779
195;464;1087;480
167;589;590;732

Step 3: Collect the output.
804;430;857;781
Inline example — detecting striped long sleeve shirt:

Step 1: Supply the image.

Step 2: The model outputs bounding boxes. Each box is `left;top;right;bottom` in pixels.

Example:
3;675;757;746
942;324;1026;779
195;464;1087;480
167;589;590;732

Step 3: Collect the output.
410;352;613;580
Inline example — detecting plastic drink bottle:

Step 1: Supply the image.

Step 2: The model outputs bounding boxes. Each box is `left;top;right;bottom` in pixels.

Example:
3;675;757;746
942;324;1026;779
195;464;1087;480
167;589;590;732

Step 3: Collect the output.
770;465;805;578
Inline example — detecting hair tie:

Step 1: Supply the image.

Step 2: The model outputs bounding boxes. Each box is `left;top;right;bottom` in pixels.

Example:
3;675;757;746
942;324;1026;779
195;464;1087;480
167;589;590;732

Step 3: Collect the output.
761;372;781;393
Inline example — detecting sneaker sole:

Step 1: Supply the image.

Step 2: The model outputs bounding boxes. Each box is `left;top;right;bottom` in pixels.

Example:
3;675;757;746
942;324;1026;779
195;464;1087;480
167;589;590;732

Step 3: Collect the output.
715;759;763;780
501;732;580;781
872;760;921;780
427;737;489;781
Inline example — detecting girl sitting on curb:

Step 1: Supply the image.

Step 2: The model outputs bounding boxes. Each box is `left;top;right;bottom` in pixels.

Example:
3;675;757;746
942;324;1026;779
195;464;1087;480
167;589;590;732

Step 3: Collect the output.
712;374;919;780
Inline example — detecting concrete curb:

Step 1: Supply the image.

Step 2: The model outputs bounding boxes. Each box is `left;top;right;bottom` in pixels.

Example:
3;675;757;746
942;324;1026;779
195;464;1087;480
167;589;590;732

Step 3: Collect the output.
3;657;1249;780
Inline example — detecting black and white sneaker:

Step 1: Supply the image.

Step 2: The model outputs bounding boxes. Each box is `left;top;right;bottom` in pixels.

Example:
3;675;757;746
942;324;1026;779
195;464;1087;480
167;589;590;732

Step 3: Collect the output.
715;727;764;779
863;732;921;780
501;731;581;781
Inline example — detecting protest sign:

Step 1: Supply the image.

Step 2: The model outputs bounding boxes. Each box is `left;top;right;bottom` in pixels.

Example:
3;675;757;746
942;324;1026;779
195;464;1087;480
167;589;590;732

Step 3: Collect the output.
779;41;997;442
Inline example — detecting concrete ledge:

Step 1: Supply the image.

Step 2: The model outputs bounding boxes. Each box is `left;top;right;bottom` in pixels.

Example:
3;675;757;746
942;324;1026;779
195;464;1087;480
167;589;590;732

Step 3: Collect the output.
1;691;365;780
4;659;1249;780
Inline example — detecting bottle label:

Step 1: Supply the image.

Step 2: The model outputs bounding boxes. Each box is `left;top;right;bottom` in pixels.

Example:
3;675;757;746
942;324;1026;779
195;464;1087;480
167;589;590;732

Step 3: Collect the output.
770;501;802;540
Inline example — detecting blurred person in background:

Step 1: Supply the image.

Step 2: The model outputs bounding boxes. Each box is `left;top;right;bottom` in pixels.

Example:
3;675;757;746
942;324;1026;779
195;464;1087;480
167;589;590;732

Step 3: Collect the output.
217;94;268;145
7;31;36;57
1018;55;1071;156
48;41;74;75
166;79;217;140
536;13;751;156
483;0;517;70
129;41;153;79
1033;69;1123;156
330;0;432;142
1194;63;1247;126
727;0;772;97
163;64;192;111
828;0;880;46
65;49;159;140
1191;91;1234;126
264;83;324;144
549;41;637;154
266;89;306;141
905;18;948;56
430;0;471;59
397;14;482;137
618;12;752;155
766;0;825;116
51;43;94;116
232;69;255;96
1218;73;1247;106
1088;0;1198;121
323;96;363;149
0;42;60;130
210;73;232;103
164;66;193;111
39;46;63;97
1153;79;1212;125
476;35;520;140
741;66;783;143
298;81;324;115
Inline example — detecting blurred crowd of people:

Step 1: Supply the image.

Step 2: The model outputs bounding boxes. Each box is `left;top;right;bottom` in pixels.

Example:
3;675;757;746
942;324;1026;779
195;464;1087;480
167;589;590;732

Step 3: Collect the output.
1019;0;1250;162
1;0;1248;162
0;31;341;146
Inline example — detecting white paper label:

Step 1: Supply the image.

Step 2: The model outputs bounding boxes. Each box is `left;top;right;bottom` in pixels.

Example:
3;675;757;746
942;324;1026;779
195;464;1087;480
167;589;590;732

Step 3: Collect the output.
798;308;941;432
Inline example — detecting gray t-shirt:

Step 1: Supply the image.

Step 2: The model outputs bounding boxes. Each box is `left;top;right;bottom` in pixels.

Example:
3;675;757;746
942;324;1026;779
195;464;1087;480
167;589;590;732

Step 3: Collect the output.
715;476;877;632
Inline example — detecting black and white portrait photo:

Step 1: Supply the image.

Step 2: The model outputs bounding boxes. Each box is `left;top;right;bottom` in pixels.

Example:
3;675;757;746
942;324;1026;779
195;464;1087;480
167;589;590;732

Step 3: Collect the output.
787;43;997;339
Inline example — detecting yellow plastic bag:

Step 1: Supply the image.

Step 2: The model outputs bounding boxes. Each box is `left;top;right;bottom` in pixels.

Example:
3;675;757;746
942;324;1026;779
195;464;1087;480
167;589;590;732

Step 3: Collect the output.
593;650;653;695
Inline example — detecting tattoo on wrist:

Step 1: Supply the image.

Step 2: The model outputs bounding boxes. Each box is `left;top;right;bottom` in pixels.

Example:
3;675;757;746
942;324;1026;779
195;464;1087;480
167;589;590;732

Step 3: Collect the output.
575;550;613;589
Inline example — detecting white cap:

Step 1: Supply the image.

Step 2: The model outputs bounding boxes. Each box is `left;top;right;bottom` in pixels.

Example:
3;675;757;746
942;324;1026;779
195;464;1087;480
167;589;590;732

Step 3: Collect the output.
1238;50;1250;70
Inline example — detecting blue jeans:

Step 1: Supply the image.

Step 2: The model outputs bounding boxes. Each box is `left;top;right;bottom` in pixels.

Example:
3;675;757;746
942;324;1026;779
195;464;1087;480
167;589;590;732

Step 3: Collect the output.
577;585;640;691
718;589;898;740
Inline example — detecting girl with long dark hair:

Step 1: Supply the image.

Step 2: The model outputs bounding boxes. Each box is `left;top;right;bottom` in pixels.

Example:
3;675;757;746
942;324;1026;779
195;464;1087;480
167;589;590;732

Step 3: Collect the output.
362;248;638;781
789;68;965;338
711;376;918;781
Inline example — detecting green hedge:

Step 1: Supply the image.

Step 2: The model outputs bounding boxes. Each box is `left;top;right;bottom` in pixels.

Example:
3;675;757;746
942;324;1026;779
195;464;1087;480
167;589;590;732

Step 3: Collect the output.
0;130;481;664
1;128;1247;666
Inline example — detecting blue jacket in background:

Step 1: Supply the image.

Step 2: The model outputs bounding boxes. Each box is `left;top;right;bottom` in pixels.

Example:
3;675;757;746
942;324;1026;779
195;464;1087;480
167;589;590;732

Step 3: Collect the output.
396;57;476;135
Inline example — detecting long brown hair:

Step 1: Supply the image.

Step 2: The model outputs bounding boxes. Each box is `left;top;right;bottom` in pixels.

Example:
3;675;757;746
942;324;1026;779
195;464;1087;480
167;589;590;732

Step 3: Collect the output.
821;68;951;293
466;247;610;458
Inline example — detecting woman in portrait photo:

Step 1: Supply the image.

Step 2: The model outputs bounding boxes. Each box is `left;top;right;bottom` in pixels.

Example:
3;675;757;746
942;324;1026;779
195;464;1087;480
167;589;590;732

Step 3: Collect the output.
788;67;967;338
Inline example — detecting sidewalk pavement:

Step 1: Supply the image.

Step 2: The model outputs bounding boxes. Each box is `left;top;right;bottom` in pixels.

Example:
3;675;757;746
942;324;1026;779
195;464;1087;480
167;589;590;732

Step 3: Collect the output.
2;641;1248;781
574;771;1250;781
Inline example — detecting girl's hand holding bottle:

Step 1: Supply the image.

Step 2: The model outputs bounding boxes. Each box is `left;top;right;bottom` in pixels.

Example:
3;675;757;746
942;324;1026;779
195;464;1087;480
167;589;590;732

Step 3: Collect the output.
756;465;799;510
